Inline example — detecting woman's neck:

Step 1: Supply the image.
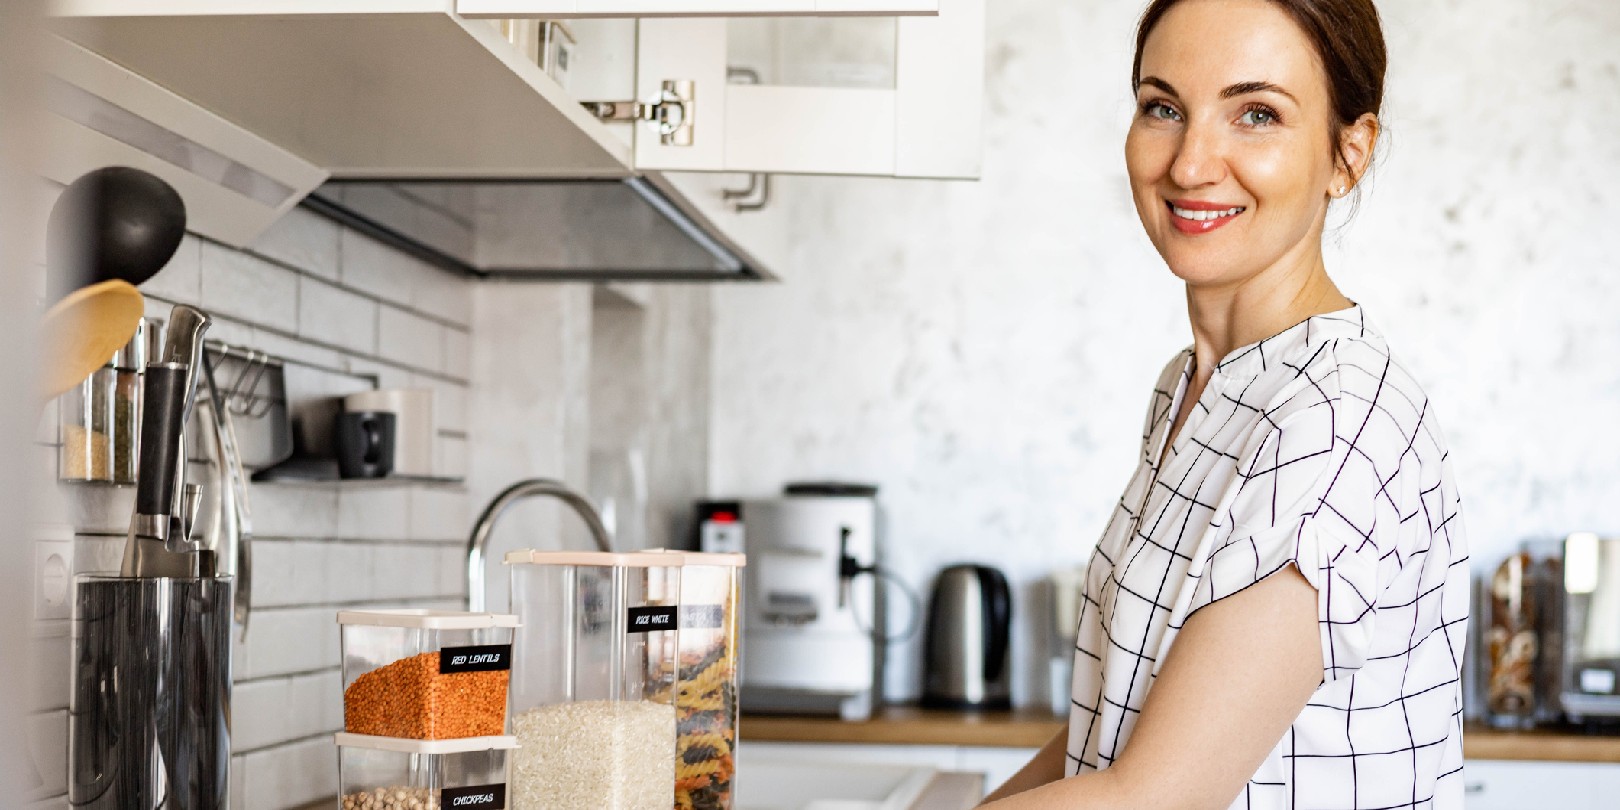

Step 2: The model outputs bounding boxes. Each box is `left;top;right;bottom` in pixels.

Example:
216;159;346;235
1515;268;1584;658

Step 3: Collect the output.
1184;246;1352;377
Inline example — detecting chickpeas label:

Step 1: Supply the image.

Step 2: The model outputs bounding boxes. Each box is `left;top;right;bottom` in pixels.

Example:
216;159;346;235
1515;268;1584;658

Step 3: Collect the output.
626;605;679;633
440;784;506;808
437;644;512;674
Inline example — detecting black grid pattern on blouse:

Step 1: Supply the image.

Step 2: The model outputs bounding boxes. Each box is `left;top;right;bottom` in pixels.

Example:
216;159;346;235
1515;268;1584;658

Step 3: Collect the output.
1066;308;1471;810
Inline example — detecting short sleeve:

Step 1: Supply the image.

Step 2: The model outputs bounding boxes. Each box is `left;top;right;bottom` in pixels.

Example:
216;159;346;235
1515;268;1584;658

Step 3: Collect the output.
1184;401;1390;683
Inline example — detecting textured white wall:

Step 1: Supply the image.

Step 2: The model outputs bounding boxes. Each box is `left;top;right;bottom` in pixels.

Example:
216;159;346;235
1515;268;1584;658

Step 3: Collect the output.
709;0;1620;706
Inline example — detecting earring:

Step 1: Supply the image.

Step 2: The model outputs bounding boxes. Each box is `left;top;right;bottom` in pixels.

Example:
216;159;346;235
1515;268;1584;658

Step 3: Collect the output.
1338;185;1347;195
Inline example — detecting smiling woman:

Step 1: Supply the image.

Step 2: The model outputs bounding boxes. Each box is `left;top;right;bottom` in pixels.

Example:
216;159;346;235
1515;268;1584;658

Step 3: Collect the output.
980;2;1471;809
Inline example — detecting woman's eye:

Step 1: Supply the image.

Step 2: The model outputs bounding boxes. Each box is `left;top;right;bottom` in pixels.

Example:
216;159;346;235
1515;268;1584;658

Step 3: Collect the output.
1239;106;1278;126
1142;101;1180;121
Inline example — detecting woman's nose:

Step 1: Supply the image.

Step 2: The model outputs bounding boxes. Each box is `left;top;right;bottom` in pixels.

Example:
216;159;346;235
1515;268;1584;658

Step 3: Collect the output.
1168;121;1228;189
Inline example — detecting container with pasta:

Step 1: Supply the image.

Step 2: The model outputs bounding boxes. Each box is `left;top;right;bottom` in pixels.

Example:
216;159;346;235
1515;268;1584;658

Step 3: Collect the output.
504;549;744;810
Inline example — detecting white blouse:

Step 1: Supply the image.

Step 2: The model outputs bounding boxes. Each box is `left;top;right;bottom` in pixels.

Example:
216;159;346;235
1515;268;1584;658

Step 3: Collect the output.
1067;306;1470;810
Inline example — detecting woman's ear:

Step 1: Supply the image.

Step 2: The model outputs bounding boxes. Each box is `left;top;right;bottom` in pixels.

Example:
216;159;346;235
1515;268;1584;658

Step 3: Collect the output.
1335;113;1380;193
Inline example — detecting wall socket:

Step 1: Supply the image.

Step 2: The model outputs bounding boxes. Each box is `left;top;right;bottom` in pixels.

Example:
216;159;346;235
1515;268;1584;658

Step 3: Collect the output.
35;523;74;622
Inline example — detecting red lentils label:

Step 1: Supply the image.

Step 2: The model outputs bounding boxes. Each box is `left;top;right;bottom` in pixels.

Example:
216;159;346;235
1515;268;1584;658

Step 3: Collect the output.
440;784;505;808
438;644;512;674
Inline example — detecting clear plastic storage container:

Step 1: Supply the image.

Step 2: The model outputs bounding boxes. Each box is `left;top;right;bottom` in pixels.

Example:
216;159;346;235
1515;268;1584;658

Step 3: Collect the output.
503;550;744;810
339;610;519;740
336;733;516;810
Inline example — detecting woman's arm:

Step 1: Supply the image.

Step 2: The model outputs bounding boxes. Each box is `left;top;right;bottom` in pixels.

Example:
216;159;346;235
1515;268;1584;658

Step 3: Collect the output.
981;565;1323;810
980;729;1067;803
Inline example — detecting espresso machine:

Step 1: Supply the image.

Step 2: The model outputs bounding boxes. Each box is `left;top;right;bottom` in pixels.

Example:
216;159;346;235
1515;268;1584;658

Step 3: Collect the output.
701;483;884;721
69;304;237;807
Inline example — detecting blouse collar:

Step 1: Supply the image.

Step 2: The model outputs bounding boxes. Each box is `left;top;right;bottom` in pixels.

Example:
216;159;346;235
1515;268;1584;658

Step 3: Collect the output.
1210;304;1367;380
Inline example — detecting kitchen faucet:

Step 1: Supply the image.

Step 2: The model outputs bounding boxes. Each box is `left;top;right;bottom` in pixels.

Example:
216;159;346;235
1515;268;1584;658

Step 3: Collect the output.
465;478;613;611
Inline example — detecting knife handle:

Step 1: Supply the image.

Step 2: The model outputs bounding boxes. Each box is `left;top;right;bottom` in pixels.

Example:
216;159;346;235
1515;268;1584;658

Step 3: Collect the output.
135;363;187;518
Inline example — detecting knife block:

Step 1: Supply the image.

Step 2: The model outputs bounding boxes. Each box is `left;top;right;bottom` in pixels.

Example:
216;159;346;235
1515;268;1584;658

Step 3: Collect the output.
69;574;233;809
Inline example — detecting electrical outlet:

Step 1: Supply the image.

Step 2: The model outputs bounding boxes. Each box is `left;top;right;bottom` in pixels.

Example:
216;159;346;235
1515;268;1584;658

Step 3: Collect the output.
35;524;74;622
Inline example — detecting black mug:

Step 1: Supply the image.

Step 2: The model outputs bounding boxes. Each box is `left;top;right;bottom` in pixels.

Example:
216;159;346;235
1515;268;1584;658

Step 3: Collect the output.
335;411;396;479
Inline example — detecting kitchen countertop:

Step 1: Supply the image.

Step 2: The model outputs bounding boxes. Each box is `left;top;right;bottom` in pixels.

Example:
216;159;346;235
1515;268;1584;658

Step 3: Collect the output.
742;707;1065;749
742;708;1620;763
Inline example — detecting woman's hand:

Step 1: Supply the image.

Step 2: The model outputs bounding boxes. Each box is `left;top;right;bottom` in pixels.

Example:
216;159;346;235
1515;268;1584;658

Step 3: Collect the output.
980;565;1322;810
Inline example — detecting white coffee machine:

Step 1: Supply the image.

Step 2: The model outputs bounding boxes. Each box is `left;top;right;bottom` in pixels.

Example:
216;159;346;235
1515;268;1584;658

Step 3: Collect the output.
698;484;882;720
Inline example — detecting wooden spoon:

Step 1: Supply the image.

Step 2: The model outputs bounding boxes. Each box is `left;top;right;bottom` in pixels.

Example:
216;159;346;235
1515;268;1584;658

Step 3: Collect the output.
40;279;145;401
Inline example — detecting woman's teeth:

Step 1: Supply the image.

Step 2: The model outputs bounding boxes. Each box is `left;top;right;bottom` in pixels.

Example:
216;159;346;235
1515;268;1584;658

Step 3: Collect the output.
1170;205;1245;221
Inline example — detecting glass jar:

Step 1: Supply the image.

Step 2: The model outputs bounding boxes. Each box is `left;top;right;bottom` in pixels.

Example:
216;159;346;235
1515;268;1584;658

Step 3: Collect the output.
338;609;519;740
505;549;744;810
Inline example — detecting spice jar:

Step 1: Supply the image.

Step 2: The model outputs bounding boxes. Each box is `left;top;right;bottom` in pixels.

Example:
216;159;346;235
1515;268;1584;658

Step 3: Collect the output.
336;732;516;810
503;549;744;810
59;317;160;483
339;610;519;740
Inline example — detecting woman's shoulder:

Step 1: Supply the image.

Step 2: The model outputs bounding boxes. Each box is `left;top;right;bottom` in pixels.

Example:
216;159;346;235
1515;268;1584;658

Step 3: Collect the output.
1258;315;1449;468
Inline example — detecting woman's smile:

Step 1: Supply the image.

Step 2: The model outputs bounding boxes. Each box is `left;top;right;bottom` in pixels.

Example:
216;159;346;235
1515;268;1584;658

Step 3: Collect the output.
1166;199;1248;234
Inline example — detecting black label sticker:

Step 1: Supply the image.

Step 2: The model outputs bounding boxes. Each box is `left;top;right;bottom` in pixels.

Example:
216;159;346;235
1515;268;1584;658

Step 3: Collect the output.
627;605;678;633
681;604;725;629
439;644;513;674
441;784;506;809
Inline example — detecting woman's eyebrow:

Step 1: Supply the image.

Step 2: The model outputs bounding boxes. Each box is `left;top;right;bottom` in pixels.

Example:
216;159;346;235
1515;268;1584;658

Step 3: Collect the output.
1222;81;1298;104
1138;76;1177;96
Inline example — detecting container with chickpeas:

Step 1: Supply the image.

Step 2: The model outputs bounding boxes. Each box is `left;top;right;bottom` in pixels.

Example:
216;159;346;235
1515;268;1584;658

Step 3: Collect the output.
335;610;520;807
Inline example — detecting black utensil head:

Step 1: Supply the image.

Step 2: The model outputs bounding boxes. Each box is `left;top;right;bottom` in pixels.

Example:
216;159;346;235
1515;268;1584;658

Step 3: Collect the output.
46;166;187;301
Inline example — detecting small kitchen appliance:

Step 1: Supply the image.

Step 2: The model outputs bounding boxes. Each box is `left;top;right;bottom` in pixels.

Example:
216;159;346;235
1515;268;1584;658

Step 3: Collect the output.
701;483;884;721
922;564;1012;711
504;549;745;810
1557;533;1620;722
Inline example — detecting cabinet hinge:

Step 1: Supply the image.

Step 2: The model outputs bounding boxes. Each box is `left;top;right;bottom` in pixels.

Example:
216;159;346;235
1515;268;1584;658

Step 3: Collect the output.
582;79;694;146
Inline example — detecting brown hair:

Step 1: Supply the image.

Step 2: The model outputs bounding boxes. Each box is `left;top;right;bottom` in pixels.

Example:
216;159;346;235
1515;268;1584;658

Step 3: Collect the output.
1131;0;1387;180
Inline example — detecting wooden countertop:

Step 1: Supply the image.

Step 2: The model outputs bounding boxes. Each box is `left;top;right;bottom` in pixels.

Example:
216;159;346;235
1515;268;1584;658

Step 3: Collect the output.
742;707;1064;749
1462;723;1620;764
742;709;1620;763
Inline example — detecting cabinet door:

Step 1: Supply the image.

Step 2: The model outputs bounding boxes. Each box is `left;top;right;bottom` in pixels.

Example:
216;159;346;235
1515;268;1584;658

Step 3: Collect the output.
458;1;937;17
630;0;982;178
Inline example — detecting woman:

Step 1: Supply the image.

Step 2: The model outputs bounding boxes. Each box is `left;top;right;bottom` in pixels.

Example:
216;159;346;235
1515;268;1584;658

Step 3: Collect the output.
982;1;1470;808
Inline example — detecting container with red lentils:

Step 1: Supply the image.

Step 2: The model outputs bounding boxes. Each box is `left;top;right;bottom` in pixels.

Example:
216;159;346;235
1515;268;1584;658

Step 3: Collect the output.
338;609;520;740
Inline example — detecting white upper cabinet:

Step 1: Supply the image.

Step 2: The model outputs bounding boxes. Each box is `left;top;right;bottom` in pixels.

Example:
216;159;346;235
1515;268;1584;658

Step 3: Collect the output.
458;1;938;18
628;0;983;179
50;0;983;181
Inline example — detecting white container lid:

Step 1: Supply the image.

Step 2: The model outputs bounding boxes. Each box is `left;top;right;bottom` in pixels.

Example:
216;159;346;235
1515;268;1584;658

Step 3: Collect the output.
335;609;520;629
504;548;746;568
334;733;519;754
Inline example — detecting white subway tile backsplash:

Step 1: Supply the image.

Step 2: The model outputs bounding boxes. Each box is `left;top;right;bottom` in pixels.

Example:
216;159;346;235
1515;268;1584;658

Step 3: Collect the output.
26;710;68;797
237;607;339;680
340;228;471;327
249;484;339;539
371;544;446;601
297;277;378;355
326;543;376;604
250;207;340;280
231;678;291;752
407;488;469;542
198;242;298;334
141;234;202;303
337;488;410;541
28;633;71;712
249;540;327;608
377;306;444;373
58;484;134;534
238;736;337;810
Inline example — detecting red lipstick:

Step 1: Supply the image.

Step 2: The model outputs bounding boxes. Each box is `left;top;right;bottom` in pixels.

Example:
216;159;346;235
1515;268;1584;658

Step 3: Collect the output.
1166;199;1245;235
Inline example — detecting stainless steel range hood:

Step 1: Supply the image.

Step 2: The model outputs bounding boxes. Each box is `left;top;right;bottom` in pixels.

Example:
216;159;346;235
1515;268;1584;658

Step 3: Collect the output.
304;174;769;282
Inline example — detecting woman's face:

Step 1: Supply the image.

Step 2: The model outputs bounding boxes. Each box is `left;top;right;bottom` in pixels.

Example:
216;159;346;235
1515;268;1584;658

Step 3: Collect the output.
1126;0;1343;289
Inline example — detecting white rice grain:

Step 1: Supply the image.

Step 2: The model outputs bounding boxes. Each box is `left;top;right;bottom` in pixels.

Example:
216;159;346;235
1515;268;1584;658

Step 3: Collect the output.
511;699;676;810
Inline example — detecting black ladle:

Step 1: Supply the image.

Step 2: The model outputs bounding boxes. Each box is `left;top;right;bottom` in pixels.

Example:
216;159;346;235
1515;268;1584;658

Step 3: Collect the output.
46;166;187;302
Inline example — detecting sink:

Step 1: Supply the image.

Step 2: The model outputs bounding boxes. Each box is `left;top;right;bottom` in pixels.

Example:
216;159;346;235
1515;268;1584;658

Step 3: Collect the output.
736;753;981;810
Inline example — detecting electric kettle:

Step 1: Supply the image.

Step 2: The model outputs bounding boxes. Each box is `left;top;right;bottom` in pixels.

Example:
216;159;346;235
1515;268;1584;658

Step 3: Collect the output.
922;563;1012;710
